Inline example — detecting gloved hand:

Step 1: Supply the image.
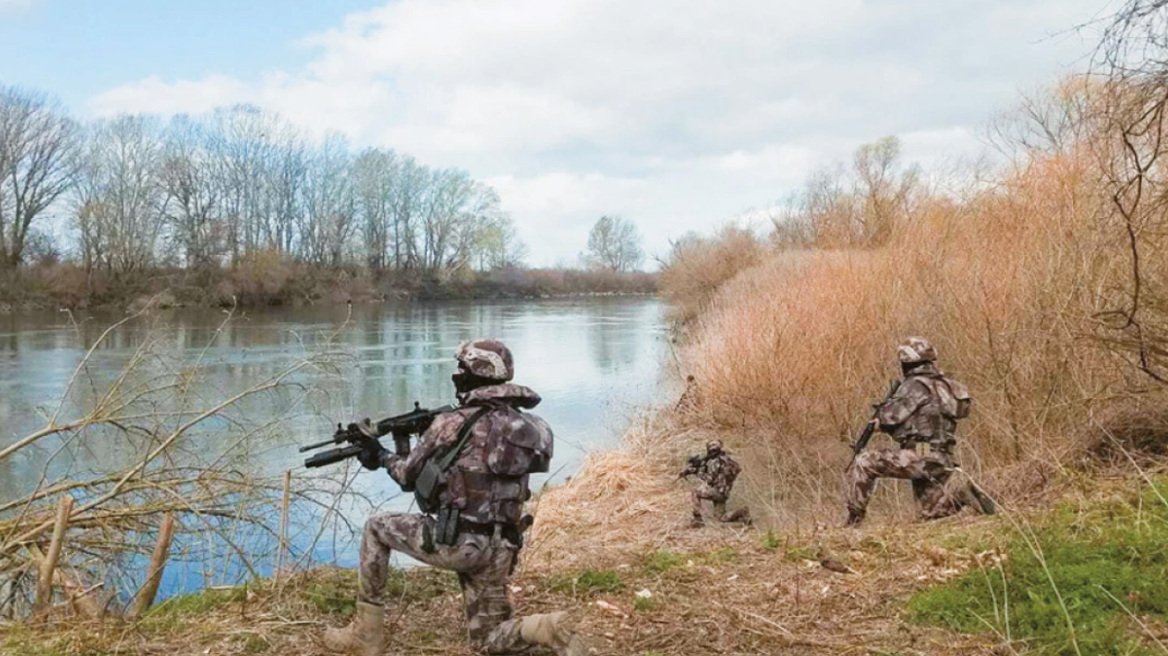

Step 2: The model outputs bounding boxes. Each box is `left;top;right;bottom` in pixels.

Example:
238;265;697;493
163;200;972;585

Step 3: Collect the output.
357;445;387;471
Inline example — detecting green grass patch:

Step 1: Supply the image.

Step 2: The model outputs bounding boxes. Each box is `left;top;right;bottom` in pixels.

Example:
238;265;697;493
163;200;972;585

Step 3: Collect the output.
633;596;659;612
909;481;1168;655
0;628;115;656
760;531;781;553
702;547;737;564
782;545;817;563
145;586;247;618
641;550;686;575
302;577;358;616
549;569;625;595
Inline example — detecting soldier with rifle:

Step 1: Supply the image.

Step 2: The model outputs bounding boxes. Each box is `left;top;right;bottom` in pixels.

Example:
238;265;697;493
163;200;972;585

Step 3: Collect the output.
844;337;996;526
680;440;750;527
314;339;590;656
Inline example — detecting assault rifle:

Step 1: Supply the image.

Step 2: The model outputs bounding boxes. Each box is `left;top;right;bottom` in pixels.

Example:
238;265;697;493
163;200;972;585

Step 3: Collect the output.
846;378;903;472
679;454;705;479
299;402;455;472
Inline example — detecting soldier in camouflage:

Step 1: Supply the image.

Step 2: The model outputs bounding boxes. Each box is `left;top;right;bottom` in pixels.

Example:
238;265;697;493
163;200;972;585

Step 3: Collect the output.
845;337;996;526
682;440;750;527
322;339;590;656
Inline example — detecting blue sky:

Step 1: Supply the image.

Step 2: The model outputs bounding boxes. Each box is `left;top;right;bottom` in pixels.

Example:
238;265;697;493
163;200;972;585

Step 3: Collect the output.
0;0;379;109
0;0;1118;266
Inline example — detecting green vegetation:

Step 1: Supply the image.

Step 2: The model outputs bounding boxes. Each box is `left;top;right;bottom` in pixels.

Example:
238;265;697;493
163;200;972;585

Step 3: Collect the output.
642;550;686;575
302;579;358;616
146;585;247;618
549;568;625;595
702;547;737;564
910;482;1168;655
633;596;659;612
760;531;781;552
782;545;817;563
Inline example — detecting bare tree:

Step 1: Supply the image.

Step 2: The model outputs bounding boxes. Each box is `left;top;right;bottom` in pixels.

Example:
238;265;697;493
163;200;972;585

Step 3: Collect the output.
1093;0;1168;381
852;136;918;245
390;156;427;270
987;77;1095;158
2;87;516;282
160;115;222;268
476;215;528;270
73;116;165;275
774;136;919;249
301;134;356;266
0;86;78;268
585;215;643;272
208;105;282;263
354;148;398;272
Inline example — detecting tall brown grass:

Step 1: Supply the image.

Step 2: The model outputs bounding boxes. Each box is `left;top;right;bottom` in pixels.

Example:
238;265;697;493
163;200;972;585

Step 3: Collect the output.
664;112;1168;526
657;224;767;324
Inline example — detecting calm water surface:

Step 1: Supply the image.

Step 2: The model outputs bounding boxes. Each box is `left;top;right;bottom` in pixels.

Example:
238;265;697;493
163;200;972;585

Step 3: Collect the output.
0;297;668;596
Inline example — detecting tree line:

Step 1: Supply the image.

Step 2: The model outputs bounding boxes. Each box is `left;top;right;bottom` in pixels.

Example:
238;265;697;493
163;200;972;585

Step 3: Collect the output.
0;86;537;281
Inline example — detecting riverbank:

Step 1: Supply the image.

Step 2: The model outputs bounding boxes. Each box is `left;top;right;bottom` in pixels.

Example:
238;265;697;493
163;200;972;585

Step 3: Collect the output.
7;410;1166;655
0;263;658;313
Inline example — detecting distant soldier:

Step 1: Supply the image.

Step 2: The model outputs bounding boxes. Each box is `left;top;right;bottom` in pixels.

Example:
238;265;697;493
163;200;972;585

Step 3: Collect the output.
845;337;995;526
322;339;590;656
681;440;750;527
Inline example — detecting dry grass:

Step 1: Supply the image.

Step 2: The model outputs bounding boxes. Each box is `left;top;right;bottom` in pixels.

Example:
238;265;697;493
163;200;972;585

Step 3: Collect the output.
660;143;1168;528
1;431;1025;656
657;224;767;325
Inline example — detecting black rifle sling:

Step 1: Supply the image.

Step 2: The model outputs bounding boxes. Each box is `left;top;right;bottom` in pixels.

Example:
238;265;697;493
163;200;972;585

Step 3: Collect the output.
439;405;493;472
414;405;493;511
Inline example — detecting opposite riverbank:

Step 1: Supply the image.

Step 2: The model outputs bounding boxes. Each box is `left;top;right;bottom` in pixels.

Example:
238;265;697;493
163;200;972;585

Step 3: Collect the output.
0;262;658;313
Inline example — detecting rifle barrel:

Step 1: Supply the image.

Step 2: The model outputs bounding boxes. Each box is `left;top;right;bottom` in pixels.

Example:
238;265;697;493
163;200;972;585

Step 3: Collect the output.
298;437;340;453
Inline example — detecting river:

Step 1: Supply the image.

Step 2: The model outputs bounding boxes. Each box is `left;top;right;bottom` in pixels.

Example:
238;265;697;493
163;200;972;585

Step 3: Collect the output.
0;297;669;600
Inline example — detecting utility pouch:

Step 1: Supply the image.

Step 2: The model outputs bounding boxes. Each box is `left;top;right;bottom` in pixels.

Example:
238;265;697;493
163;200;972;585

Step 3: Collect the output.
413;406;491;512
415;461;443;511
422;521;435;554
435;507;460;547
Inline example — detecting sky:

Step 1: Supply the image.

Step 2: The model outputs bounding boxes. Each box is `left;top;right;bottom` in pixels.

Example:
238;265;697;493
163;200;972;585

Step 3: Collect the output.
0;0;1119;266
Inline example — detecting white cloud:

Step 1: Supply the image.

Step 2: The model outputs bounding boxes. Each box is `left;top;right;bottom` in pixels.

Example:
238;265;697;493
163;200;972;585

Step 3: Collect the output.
88;0;1108;265
91;75;250;117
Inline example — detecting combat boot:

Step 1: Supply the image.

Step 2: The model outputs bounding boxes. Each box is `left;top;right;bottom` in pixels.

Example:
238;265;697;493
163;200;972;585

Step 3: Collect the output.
322;601;383;656
844;509;864;527
519;611;591;656
968;484;996;515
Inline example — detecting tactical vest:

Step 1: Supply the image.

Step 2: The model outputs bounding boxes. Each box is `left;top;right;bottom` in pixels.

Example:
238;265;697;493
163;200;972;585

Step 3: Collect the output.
428;402;553;526
896;373;971;449
701;454;741;492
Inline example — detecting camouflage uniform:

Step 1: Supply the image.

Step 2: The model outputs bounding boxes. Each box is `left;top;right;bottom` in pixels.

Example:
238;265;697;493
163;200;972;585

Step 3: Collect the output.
845;338;991;525
686;441;748;524
328;339;587;656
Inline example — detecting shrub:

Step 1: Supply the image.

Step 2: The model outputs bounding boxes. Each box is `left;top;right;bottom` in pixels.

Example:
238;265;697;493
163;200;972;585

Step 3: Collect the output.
658;224;766;323
909;481;1168;654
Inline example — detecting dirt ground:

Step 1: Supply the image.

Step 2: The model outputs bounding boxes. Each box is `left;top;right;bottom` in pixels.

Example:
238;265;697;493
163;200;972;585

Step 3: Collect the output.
1;419;1019;656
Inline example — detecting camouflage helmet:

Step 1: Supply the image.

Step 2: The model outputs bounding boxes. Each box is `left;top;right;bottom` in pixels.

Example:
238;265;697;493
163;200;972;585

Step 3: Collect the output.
455;338;514;382
897;337;937;364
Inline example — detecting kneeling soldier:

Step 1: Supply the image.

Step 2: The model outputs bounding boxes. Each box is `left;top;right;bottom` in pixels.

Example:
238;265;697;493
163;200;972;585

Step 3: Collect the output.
681;440;750;527
845;337;995;526
323;339;590;656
